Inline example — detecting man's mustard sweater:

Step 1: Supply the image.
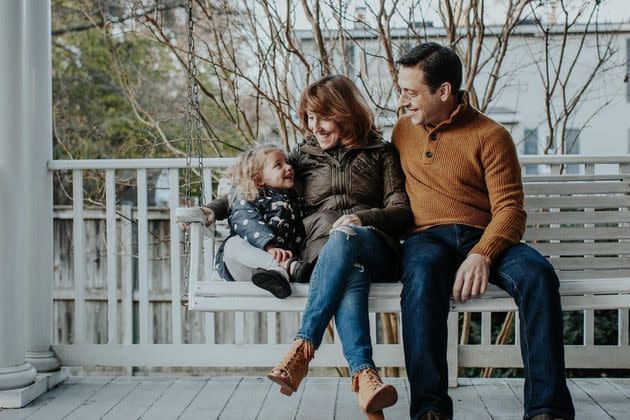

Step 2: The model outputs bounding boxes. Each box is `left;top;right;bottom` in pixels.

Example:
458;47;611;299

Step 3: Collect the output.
391;92;527;262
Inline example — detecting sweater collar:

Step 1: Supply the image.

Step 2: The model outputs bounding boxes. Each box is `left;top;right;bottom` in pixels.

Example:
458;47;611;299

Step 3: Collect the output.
425;90;475;134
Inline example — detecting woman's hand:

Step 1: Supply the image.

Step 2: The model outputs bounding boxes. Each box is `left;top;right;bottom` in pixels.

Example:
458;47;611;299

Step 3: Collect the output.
332;214;362;229
265;244;293;263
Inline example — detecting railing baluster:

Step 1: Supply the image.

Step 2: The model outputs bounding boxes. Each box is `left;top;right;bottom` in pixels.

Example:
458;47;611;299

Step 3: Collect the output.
202;167;214;282
267;312;277;344
205;314;216;344
202;168;217;344
169;169;182;344
235;312;245;345
121;205;133;345
369;313;377;344
72;170;85;344
481;312;491;346
105;170;118;344
137;169;149;344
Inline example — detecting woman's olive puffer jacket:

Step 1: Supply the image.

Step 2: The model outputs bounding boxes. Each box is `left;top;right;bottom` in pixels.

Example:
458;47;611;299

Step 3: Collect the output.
288;134;412;264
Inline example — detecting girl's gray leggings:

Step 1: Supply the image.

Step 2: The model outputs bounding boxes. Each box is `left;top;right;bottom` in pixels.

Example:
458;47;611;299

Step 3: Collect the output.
222;236;281;281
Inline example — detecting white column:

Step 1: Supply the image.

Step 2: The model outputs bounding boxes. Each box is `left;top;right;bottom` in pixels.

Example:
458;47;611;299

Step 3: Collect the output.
22;0;59;373
0;0;38;389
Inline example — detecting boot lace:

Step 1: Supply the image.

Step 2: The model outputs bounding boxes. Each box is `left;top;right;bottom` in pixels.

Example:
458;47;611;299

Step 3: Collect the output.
352;368;383;392
277;339;314;379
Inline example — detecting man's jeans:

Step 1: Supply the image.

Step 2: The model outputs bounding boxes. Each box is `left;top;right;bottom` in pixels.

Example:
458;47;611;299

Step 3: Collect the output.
401;225;574;420
297;225;397;375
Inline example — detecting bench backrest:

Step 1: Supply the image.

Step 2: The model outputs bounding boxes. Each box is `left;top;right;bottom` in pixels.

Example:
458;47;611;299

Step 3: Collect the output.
522;174;630;280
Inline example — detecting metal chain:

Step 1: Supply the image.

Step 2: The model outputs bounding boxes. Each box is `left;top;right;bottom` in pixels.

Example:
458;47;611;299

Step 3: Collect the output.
186;0;204;205
183;0;205;303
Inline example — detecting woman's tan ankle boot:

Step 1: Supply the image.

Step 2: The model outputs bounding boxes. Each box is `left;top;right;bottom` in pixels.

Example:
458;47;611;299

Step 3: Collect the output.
352;368;398;413
267;339;315;396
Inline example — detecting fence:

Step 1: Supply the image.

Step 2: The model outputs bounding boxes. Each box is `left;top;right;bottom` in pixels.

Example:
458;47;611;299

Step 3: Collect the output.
49;156;630;375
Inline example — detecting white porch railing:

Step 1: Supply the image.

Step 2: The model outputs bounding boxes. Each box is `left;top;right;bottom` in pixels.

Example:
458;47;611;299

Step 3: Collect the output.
48;156;630;374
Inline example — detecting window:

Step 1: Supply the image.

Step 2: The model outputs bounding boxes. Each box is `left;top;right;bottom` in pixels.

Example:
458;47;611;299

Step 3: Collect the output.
565;128;580;174
523;128;539;174
344;44;356;77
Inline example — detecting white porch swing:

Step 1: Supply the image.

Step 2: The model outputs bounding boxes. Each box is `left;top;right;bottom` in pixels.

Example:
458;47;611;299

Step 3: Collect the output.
173;0;322;314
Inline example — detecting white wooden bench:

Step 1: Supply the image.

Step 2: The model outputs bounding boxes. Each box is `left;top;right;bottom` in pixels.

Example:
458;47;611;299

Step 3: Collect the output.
177;159;630;386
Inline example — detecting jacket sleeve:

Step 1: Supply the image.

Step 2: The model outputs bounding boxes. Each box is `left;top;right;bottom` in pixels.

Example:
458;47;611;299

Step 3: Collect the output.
288;144;305;197
354;144;413;237
229;197;277;250
203;196;230;221
469;126;527;262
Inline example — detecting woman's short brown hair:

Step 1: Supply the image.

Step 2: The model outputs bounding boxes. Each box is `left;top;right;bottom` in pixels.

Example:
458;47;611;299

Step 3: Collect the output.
298;75;375;148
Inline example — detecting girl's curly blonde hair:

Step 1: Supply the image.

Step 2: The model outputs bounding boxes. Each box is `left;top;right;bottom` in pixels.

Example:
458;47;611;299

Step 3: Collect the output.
229;143;287;201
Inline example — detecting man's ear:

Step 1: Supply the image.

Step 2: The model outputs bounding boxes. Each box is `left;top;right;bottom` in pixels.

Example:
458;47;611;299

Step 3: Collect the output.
439;82;452;101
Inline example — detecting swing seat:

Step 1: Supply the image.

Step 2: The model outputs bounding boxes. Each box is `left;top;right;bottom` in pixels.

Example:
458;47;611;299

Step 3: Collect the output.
176;173;630;313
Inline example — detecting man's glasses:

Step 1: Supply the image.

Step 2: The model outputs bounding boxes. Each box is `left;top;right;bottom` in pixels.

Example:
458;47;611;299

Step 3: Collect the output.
395;87;430;100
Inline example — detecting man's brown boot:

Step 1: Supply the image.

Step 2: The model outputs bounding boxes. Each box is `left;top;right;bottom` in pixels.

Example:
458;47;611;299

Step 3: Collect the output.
267;339;315;396
352;368;398;413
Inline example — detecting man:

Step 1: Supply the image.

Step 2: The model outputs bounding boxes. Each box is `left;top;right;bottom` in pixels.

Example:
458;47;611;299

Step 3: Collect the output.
392;42;575;420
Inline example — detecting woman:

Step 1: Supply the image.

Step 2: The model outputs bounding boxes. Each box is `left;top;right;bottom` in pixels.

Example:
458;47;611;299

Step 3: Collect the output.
204;75;411;417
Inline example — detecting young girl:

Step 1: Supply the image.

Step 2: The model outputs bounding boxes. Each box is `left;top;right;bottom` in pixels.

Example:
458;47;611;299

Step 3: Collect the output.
212;143;310;298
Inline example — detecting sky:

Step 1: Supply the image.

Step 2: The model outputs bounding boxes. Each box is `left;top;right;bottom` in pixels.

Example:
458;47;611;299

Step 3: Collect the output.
288;0;630;30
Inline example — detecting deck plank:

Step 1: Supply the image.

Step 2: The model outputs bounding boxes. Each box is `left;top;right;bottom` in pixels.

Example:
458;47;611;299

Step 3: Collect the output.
64;377;139;420
572;378;629;419
383;378;410;419
100;377;174;420
567;379;612;419
471;378;523;419
0;377;81;420
1;376;626;420
296;377;337;420
452;378;492;419
258;376;306;420
605;378;630;399
334;378;362;419
26;377;113;420
139;377;208;419
218;377;271;420
178;377;239;420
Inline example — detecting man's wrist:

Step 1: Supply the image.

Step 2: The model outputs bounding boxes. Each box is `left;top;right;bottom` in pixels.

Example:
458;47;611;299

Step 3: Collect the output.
469;253;491;264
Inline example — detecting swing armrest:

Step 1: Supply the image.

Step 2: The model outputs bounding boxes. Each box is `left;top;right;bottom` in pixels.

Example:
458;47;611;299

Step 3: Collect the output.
176;207;209;225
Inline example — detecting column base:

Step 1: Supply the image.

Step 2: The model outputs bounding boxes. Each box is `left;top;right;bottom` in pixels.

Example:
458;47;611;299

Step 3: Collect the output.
26;350;60;373
0;363;36;392
0;367;68;408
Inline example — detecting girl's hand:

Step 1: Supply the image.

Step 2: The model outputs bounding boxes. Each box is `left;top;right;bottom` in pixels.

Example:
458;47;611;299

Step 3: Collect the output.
201;207;215;227
265;245;293;263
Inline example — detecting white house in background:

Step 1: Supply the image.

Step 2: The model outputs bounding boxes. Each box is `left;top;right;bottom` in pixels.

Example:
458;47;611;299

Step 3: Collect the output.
293;20;630;169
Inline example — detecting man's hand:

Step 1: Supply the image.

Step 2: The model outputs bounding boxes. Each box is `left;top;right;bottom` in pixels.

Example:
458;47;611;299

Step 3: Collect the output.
265;244;293;263
201;207;215;227
332;214;362;229
452;253;491;303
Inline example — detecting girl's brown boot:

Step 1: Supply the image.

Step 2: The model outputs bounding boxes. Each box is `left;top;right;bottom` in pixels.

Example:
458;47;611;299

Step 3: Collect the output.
267;339;315;396
352;368;398;413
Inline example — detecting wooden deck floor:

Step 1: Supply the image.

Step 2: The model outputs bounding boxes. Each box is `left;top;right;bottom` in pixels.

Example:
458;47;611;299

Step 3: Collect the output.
1;377;629;419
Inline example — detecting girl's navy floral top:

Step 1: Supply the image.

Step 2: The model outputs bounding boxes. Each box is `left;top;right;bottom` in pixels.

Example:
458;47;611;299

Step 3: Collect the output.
215;187;306;281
